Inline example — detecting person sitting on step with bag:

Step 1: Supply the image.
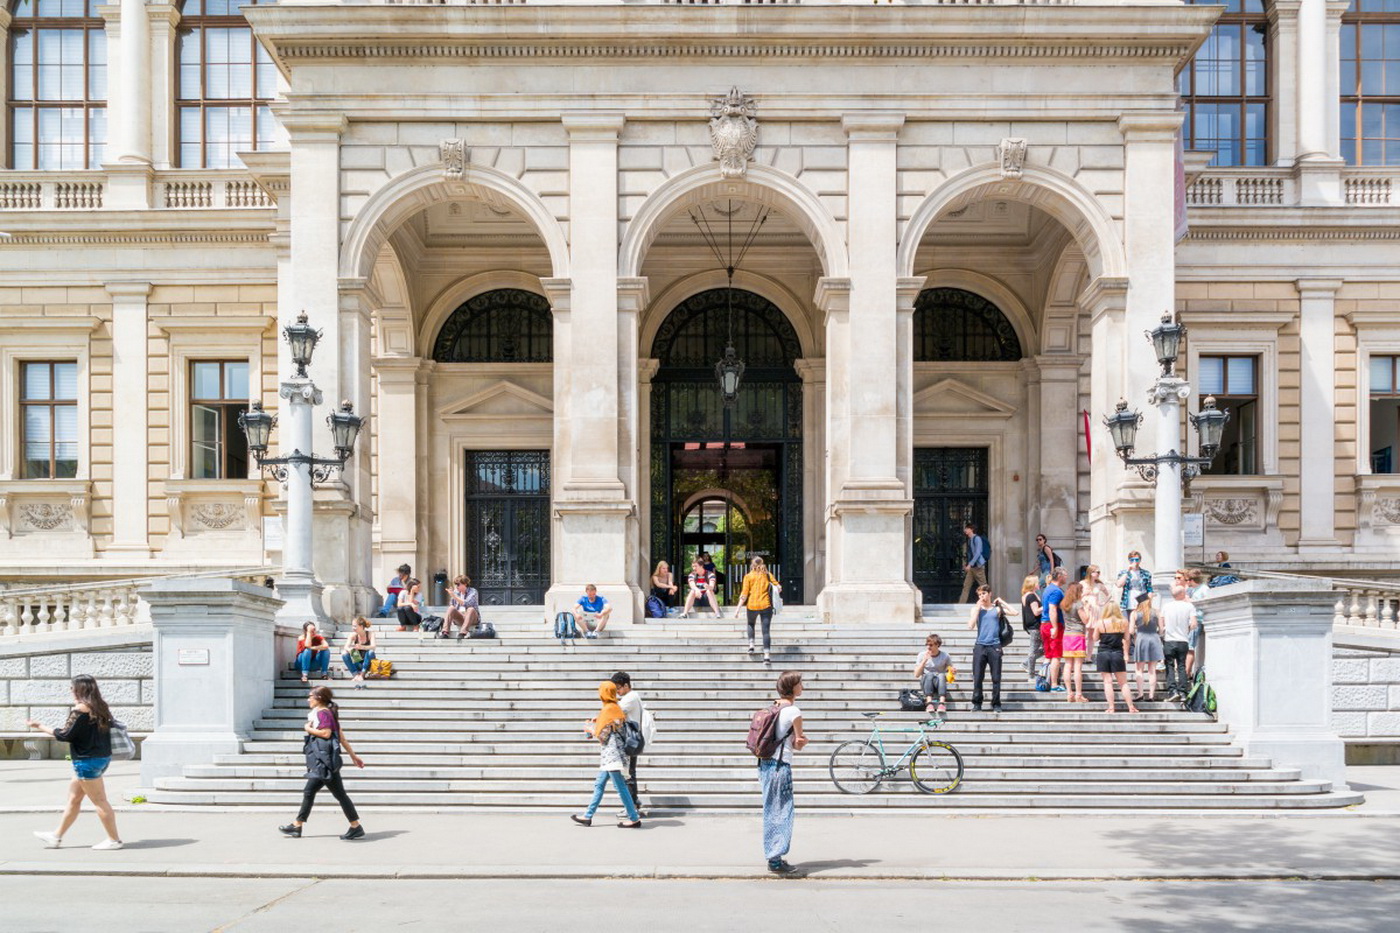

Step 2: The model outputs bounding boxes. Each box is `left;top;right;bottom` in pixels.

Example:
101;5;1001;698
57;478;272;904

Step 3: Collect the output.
341;616;378;689
913;633;955;716
441;575;481;640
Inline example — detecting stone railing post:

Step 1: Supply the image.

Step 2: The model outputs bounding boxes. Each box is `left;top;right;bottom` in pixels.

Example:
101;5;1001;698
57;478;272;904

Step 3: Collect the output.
139;578;283;783
1202;579;1348;791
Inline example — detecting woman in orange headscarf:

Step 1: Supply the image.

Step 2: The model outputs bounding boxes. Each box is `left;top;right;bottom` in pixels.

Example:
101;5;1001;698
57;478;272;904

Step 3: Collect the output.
571;682;642;828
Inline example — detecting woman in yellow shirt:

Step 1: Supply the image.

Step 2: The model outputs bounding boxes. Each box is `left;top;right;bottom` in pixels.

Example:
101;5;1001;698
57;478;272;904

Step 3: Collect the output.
733;556;782;665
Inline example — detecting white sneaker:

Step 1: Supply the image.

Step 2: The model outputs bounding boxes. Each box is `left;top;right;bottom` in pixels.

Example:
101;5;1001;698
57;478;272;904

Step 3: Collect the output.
92;838;124;851
33;831;61;849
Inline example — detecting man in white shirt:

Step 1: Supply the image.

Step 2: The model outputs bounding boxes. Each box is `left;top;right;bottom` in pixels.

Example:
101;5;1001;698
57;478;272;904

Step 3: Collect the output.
611;671;647;816
1160;583;1197;702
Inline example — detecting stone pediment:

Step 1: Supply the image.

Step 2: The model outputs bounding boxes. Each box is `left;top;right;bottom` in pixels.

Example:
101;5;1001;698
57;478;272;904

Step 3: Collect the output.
439;381;554;420
912;378;1016;419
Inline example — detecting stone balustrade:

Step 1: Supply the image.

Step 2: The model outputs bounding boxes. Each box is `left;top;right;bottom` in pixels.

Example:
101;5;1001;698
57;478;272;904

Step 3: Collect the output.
1336;586;1400;631
1186;167;1398;208
0;171;275;213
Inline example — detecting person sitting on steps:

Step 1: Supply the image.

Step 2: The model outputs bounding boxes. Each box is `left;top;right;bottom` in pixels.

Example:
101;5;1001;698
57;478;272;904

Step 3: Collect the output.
395;578;423;632
576;584;612;639
296;621;331;683
913;633;955;716
441;575;480;640
682;558;721;619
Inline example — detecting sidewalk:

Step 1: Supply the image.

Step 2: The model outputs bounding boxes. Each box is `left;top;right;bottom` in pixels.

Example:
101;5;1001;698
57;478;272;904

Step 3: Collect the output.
2;762;1400;881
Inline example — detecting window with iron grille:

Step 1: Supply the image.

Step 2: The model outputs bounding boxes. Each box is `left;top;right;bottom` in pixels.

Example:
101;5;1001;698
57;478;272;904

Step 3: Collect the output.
176;0;278;169
1179;0;1269;167
7;0;107;170
20;360;78;478
433;289;554;363
913;288;1022;362
1342;0;1400;165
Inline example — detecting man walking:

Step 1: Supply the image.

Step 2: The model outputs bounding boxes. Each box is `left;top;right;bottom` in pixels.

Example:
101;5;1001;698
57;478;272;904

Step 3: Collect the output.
759;671;806;875
967;586;1015;712
611;671;648;817
1161;583;1196;702
958;523;988;604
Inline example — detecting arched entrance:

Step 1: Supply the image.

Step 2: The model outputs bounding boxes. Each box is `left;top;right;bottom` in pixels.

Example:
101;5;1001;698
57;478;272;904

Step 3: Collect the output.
650;288;803;603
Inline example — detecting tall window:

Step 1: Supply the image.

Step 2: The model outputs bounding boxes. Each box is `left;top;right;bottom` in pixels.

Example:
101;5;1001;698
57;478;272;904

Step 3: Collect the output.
190;360;249;479
20;361;78;478
1198;355;1259;476
176;0;277;169
1342;0;1400;165
1371;354;1400;473
7;0;107;170
1179;0;1269;166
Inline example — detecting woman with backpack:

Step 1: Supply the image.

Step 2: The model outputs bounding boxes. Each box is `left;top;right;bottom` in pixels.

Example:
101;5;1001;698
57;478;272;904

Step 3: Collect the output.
571;681;642;828
757;670;807;875
279;685;366;840
734;556;782;665
341;616;378;688
26;674;124;850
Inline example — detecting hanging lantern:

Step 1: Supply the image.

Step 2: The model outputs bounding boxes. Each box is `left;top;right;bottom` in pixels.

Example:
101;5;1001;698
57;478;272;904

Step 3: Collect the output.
716;344;746;407
327;399;364;462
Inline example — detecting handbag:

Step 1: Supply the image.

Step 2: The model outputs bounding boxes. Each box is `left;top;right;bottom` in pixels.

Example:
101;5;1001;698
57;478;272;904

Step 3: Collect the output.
108;720;136;761
768;576;782;614
998;608;1015;646
898;688;926;711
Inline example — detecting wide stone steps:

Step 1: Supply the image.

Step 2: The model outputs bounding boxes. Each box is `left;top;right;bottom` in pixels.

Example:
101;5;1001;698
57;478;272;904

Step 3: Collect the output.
144;623;1362;811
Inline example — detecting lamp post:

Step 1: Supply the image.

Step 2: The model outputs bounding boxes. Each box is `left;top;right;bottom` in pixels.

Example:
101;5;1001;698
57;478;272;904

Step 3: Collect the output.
1103;312;1228;594
239;312;364;627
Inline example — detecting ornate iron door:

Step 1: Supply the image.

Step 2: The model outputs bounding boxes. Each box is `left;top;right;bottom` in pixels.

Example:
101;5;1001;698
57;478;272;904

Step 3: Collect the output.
912;447;989;604
465;450;550;605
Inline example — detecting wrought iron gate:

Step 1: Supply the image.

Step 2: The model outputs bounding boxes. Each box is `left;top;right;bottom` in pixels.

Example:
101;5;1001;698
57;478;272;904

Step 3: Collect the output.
465;450;551;605
912;447;989;604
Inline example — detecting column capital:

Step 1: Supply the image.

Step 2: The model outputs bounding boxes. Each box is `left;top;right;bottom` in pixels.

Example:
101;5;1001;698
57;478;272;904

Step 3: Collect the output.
147;2;181;28
0;8;12;29
1295;277;1344;297
638;358;661;384
96;3;120;27
895;276;927;313
1325;0;1351;17
277;110;348;143
814;276;851;314
841;113;905;141
105;281;154;300
540;276;572;314
617;276;650;313
371;356;427;384
1268;0;1301;19
562;113;626;141
1118;111;1184;143
1033;353;1084;379
1078;275;1130;322
794;358;826;384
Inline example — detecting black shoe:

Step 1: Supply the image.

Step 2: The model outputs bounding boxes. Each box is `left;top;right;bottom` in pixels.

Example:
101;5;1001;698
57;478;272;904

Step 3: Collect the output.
992;704;1003;713
278;824;301;838
767;859;799;875
971;704;983;712
617;819;642;828
571;814;592;827
340;825;365;841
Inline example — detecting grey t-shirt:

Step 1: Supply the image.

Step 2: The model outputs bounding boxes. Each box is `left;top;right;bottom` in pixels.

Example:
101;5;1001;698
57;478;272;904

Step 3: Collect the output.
916;650;952;677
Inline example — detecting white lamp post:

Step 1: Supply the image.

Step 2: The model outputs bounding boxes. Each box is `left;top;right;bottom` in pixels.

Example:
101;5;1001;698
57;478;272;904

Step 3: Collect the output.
1104;312;1228;594
238;312;363;627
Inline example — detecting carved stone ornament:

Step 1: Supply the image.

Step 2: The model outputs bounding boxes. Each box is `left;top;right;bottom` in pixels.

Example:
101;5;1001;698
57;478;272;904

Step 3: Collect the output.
19;502;72;531
440;138;466;180
190;502;243;530
709;87;758;179
1205;498;1257;526
998;137;1028;179
1375;498;1400;525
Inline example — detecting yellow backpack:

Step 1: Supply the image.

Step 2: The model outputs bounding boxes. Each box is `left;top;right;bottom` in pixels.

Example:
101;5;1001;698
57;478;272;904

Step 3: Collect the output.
369;659;394;678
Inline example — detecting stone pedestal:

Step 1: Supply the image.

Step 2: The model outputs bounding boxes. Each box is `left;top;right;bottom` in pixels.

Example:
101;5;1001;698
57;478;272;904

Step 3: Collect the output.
1202;579;1348;791
139;578;284;784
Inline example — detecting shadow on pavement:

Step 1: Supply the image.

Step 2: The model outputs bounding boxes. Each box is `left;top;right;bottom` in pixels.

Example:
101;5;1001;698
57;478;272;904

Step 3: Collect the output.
120;838;198;850
358;830;410;842
795;859;881;875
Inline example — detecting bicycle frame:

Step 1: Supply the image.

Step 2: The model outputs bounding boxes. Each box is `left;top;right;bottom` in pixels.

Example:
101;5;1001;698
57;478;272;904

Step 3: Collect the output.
866;718;942;775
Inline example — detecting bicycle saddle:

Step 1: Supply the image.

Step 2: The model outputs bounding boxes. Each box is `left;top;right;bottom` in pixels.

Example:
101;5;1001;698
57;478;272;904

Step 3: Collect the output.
861;712;882;719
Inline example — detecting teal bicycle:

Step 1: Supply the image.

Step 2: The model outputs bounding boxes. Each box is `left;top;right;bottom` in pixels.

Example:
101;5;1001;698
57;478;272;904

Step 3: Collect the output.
828;712;964;795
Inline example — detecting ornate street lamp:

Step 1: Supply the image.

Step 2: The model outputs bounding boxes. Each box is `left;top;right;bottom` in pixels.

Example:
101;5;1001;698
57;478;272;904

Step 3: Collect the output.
1103;399;1142;458
237;401;275;459
328;400;365;463
1190;396;1228;460
1147;311;1186;375
690;199;768;407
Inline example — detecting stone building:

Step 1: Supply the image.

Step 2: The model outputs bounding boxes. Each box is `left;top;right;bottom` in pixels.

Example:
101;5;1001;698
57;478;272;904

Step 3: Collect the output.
1;0;1396;623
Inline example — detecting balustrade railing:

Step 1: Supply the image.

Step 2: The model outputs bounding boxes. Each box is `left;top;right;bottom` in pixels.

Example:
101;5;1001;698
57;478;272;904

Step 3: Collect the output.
0;171;274;212
1186;168;1397;208
1195;565;1400;633
0;567;278;639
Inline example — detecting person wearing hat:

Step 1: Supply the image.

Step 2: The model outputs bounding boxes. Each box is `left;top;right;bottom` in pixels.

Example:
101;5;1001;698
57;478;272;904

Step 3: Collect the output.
1129;591;1164;702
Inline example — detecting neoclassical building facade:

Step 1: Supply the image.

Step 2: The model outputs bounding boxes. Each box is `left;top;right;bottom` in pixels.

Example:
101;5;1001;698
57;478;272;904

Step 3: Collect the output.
1;1;1397;622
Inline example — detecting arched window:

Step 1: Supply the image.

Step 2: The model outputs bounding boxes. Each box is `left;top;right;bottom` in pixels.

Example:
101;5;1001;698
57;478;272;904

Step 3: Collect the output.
7;0;107;170
1342;0;1400;165
432;288;553;363
913;288;1022;362
652;288;801;372
1179;0;1269;167
176;0;277;168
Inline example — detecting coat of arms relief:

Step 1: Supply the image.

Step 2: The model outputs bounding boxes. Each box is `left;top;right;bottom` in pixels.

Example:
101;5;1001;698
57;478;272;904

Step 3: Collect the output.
709;87;758;179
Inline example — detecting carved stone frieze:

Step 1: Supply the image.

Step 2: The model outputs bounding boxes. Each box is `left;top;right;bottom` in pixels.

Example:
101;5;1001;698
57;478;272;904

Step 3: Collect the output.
190;502;244;530
1375;498;1400;525
19;502;72;531
709;87;757;179
998;137;1028;178
440;138;467;179
1205;498;1257;526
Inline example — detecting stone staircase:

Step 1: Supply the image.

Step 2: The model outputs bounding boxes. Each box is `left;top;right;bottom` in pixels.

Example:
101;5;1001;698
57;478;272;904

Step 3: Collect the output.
145;606;1363;811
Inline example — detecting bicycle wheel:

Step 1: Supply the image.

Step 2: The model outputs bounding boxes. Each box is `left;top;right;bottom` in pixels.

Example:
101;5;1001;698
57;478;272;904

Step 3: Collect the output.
828;740;886;795
910;741;964;795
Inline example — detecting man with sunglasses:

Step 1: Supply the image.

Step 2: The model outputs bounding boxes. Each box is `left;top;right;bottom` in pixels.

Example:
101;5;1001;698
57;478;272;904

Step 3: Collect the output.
1116;551;1152;612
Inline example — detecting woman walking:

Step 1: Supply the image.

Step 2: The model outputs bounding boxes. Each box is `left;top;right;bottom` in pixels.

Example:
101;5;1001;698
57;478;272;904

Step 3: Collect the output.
1019;574;1043;683
279;686;365;839
341;616;378;687
571;681;642;828
1130;592;1164;701
26;675;124;850
1090;602;1139;714
734;556;782;665
1060;582;1089;703
1033;534;1059;587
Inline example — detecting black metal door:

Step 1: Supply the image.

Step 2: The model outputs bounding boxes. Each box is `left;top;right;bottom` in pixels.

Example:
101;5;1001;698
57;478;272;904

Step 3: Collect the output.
465;450;550;605
912;447;989;603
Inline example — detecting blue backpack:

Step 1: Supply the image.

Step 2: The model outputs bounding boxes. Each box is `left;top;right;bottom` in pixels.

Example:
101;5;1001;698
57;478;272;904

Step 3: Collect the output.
646;595;667;619
554;612;580;641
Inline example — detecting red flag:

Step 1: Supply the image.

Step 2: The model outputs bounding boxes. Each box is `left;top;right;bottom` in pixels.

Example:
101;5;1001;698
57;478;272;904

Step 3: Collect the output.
1083;409;1092;465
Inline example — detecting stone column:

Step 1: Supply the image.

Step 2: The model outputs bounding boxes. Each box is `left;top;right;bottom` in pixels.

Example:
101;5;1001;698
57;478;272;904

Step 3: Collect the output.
1033;354;1083;558
370;357;424;590
1202;580;1349;791
795;358;826;605
1083;277;1141;569
1268;0;1301;167
895;277;923;589
1296;278;1344;548
1295;0;1345;204
618;277;649;587
139;578;283;783
545;114;639;623
146;3;181;170
102;0;153;209
106;281;152;559
819;114;919;623
0;8;11;161
638;357;660;576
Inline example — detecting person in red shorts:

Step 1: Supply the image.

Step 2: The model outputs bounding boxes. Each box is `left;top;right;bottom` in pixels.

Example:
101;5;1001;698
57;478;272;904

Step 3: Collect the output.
1039;567;1068;692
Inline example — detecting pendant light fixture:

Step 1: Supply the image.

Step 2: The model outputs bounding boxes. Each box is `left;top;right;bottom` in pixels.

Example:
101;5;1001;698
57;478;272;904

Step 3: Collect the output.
690;199;769;406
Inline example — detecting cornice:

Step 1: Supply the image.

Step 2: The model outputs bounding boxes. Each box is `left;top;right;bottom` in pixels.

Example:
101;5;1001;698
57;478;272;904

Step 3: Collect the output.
0;231;273;247
1182;226;1400;241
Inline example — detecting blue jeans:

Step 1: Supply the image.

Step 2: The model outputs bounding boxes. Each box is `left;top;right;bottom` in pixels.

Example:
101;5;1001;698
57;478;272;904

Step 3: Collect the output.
584;769;639;821
759;759;794;863
297;649;330;676
342;649;376;675
72;756;110;780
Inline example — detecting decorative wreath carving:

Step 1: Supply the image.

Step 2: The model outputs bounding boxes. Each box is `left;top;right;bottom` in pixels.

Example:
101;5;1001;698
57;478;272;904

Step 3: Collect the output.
1205;498;1257;526
19;503;72;531
1374;498;1400;525
190;502;243;530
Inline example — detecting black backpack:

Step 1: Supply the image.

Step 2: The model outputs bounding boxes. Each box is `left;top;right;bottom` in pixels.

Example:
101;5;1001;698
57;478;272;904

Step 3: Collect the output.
618;719;646;757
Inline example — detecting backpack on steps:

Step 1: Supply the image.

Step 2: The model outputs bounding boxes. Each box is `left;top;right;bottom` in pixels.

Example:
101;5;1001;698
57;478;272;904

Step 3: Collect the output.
646;595;667;619
1184;669;1217;718
468;621;497;639
745;703;786;759
1034;659;1051;692
554;611;580;640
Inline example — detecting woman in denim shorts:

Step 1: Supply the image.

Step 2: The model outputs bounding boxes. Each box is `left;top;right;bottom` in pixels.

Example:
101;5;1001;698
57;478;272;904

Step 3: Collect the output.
26;674;124;850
